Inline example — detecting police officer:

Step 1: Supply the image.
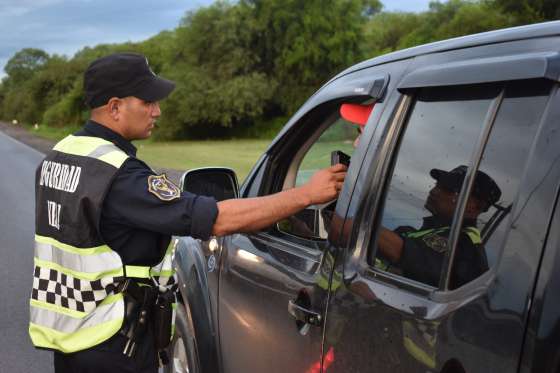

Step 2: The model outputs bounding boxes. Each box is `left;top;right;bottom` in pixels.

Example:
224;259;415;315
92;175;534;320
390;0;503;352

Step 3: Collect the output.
30;52;347;373
377;166;502;289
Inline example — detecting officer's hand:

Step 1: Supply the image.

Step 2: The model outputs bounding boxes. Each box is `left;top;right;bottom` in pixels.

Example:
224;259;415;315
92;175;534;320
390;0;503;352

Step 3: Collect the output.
300;164;347;205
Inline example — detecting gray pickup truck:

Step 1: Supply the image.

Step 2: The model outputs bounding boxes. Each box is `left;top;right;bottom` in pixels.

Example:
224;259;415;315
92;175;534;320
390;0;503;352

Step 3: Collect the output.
168;21;560;373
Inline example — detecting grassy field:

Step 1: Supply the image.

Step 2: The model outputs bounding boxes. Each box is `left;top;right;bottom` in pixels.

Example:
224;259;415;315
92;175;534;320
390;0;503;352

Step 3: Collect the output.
136;139;270;181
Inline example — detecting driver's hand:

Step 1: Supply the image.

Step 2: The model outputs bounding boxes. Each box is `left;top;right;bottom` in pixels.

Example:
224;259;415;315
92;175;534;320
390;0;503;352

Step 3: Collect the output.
301;164;347;205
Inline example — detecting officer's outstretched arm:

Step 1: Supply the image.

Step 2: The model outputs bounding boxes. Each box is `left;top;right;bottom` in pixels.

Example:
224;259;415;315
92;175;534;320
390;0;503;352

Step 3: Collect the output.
212;164;347;236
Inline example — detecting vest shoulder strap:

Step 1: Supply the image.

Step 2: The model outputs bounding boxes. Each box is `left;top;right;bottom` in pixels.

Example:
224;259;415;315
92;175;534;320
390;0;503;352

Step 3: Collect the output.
54;135;128;168
463;227;482;244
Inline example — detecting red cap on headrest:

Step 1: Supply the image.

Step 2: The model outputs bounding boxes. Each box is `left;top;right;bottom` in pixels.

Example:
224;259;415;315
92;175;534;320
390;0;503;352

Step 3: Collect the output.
340;103;374;126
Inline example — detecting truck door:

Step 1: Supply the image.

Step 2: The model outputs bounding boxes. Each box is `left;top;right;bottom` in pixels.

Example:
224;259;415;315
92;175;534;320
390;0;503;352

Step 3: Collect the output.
323;51;559;372
215;66;402;373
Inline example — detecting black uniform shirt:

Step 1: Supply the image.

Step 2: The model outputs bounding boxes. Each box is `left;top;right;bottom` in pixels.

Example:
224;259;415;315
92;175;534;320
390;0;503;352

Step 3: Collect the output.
75;120;219;266
397;216;489;289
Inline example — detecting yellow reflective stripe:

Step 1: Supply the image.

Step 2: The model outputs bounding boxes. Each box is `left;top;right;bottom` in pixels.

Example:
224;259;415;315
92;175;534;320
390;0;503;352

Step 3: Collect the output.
405;228;437;238
53;135;128;168
29;317;123;353
34;258;124;281
35;235;112;256
30;298;86;319
317;274;329;290
125;265;151;278
171;302;177;340
53;135;111;155
98;150;128;168
374;258;389;271
464;228;482;244
403;336;436;369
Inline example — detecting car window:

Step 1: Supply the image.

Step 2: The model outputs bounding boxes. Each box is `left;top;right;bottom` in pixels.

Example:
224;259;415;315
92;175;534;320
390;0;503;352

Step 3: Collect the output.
277;100;373;241
371;81;552;290
371;84;501;288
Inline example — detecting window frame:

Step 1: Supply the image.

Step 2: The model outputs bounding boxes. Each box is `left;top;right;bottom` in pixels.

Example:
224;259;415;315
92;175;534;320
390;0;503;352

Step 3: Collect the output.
255;97;379;248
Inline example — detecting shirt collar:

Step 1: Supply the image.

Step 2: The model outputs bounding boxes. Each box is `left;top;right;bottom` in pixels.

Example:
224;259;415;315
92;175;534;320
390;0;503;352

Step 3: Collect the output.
80;120;137;157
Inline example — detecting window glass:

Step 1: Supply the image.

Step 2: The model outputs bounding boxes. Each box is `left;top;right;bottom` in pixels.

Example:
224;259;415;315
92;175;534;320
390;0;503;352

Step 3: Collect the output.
465;80;552;269
372;81;551;290
295;117;358;186
372;85;501;288
278;101;372;241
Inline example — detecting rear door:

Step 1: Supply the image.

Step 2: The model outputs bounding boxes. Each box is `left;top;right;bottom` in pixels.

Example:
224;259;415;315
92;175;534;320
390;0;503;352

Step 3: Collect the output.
214;62;409;373
324;45;560;372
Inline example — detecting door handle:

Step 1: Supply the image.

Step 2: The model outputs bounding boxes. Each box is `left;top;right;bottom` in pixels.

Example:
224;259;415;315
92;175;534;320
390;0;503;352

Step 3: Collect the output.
288;299;322;326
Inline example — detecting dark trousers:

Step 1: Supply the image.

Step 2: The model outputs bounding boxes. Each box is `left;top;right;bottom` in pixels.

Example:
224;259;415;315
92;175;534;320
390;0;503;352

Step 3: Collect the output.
54;333;158;373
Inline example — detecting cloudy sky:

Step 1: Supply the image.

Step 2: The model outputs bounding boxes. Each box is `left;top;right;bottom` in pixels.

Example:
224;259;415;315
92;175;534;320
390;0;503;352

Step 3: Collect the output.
0;0;433;79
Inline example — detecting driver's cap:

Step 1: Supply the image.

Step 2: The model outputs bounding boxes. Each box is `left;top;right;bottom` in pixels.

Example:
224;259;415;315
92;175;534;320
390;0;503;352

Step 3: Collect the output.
340;103;374;126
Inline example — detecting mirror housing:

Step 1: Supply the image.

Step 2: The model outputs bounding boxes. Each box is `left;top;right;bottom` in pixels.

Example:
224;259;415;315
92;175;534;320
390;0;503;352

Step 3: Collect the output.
180;167;239;201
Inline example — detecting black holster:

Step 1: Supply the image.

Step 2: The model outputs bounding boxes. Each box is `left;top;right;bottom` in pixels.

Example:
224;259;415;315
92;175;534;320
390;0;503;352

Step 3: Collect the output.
153;287;175;350
118;279;176;365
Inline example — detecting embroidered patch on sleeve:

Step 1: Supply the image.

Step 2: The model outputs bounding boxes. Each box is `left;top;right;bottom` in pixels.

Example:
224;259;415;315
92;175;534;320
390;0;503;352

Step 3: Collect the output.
422;234;448;253
148;174;181;201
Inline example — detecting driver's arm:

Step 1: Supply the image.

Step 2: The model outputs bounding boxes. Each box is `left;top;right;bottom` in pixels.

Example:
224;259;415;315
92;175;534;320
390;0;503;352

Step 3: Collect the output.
377;227;404;263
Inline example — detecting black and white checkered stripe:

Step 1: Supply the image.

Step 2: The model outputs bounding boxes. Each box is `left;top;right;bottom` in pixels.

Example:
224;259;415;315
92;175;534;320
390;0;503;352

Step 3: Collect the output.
31;265;123;313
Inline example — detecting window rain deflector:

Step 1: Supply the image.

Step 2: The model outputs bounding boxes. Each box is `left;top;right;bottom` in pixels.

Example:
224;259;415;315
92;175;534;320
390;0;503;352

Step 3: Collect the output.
398;51;560;90
439;89;505;291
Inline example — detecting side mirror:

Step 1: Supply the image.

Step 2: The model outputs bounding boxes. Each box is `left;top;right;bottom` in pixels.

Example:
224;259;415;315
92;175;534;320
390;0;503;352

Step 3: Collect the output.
180;167;239;201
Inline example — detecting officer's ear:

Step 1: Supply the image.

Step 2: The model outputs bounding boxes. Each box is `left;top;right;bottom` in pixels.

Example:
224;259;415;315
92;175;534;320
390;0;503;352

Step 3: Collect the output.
107;97;121;120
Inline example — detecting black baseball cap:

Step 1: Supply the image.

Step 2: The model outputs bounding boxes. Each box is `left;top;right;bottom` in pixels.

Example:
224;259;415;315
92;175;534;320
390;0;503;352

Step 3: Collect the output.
84;52;175;108
430;165;502;208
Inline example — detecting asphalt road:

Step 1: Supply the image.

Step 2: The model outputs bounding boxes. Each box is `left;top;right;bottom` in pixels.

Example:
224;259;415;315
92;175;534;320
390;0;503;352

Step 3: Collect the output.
0;131;53;372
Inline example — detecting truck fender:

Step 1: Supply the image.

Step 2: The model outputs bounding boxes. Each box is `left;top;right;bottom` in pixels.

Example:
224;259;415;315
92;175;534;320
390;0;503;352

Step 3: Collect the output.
173;236;219;373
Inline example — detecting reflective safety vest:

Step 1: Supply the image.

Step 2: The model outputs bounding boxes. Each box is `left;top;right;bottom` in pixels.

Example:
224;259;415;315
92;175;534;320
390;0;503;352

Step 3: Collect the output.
374;226;482;270
30;135;175;353
402;226;481;244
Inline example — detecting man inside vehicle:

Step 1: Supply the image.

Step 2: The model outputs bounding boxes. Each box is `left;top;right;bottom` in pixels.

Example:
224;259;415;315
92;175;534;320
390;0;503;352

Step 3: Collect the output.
376;166;501;289
339;102;501;289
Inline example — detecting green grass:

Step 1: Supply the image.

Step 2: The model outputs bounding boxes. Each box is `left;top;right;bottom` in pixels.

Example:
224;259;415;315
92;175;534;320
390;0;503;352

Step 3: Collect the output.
135;139;270;181
295;141;355;185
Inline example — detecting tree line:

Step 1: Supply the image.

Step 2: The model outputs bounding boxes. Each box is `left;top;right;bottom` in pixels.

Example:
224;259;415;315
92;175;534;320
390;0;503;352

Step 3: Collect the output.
0;0;558;140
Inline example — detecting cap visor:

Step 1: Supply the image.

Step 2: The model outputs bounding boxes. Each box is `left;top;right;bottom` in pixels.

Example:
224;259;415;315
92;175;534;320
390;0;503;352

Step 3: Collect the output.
340;103;373;126
134;76;176;102
429;168;445;180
